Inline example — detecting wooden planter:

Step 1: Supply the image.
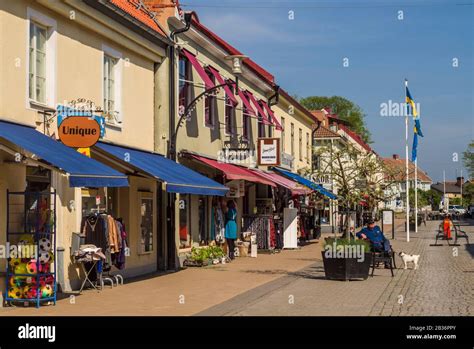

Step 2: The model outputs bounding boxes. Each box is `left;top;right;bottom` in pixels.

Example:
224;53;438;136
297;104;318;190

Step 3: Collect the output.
321;251;372;281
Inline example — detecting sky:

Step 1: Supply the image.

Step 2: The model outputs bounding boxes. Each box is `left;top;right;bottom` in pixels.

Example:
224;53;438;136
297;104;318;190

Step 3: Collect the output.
181;0;474;182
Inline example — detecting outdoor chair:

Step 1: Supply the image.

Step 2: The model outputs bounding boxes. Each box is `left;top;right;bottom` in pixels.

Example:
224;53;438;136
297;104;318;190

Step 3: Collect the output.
369;241;396;277
453;224;470;245
433;229;453;246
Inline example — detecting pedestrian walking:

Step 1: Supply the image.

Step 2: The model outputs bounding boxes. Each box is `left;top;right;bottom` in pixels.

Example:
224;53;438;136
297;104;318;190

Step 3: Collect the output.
225;200;238;260
422;209;428;227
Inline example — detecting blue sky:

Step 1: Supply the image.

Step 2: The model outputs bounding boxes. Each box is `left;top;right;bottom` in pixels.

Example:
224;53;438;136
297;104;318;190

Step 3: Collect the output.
183;0;473;182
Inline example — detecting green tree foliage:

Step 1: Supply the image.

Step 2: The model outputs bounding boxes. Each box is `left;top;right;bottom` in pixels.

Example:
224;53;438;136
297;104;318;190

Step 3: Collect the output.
299;96;372;143
462;182;474;206
462;140;474;178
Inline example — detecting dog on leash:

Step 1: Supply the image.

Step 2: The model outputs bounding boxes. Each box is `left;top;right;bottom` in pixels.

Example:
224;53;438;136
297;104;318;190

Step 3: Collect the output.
399;251;420;270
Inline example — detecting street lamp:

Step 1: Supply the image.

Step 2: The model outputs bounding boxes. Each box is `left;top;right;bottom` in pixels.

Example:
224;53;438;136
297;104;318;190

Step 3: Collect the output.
168;54;247;160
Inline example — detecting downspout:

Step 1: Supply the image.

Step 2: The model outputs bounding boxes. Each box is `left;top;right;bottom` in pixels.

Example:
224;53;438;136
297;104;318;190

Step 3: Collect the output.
166;13;192;270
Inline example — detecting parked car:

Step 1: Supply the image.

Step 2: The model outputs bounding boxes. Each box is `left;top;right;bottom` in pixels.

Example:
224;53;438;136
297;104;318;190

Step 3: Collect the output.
448;205;466;215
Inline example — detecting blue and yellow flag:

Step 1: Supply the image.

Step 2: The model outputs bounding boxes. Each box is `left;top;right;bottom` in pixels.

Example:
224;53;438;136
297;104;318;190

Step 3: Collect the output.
406;86;423;162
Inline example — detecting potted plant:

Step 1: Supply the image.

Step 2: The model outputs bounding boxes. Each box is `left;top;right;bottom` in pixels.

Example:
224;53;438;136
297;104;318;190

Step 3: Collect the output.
321;238;372;280
183;246;225;267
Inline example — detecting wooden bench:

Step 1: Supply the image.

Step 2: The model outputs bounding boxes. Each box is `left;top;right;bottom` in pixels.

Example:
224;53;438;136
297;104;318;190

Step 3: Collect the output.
453;224;470;245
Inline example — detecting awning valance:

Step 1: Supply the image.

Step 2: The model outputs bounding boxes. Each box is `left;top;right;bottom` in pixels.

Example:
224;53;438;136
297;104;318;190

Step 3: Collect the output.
273;167;337;199
190;155;276;187
208;66;239;105
95;143;229;196
250;169;311;195
246;92;272;125
261;101;283;131
181;49;215;90
0;121;128;187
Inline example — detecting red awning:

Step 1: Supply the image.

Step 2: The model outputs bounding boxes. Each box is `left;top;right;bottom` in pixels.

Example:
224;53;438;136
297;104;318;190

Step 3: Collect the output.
207;66;238;105
236;88;257;117
246;92;272;125
251;169;312;195
261;101;283;131
191;155;276;187
181;49;215;90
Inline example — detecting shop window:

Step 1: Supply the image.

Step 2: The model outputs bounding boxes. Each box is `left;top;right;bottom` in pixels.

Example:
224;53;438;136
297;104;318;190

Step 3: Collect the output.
204;69;216;128
81;188;107;217
179;194;191;249
139;192;154;253
225;82;235;135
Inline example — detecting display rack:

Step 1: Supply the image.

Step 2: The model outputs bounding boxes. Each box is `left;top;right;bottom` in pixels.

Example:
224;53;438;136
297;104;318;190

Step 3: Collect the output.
4;190;57;308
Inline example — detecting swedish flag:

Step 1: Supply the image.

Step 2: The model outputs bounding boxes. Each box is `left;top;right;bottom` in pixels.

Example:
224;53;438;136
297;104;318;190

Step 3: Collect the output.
407;86;423;161
406;86;418;118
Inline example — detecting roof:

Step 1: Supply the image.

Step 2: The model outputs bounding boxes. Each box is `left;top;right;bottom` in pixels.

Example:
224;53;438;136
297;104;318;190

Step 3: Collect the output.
190;15;275;86
338;124;372;153
110;0;168;37
431;182;462;194
382;157;433;183
313;125;340;139
279;89;318;124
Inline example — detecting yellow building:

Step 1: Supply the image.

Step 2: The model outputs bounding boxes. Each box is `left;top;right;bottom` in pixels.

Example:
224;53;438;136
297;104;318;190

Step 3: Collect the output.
0;0;171;292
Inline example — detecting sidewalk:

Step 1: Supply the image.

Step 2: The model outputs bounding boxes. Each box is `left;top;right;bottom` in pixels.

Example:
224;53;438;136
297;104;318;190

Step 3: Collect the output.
1;240;326;316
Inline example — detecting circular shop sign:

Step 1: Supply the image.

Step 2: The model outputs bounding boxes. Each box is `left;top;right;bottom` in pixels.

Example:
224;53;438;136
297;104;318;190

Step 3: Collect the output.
58;116;101;148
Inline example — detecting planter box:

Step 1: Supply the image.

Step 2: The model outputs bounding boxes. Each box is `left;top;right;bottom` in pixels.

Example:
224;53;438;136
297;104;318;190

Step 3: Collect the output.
183;259;211;267
321;251;372;281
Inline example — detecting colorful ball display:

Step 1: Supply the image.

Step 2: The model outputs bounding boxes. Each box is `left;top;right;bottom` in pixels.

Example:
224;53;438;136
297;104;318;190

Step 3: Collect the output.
8;286;23;299
40;284;53;298
39;275;54;286
38;251;51;264
9;258;22;268
9;276;23;288
14;263;28;275
38;238;52;252
18;234;34;246
26;260;38;274
23;285;38;299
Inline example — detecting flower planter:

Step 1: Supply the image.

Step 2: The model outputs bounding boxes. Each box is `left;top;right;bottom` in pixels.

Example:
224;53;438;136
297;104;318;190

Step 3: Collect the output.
321;251;372;281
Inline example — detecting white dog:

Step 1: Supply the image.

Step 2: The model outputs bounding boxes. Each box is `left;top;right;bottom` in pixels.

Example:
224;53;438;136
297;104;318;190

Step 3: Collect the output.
399;251;420;270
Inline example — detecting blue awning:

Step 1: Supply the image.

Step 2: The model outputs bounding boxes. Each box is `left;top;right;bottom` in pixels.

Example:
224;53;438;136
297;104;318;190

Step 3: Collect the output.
95;142;229;196
272;167;337;200
0;121;128;187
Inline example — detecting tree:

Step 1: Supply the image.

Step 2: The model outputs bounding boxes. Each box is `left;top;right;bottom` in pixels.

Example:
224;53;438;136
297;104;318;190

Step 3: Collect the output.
462;182;474;206
462;140;474;179
309;142;396;238
299;96;372;143
408;188;429;208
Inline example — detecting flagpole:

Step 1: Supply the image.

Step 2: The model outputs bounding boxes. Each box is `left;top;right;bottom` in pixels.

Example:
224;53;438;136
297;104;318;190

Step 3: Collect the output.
405;79;410;242
415;158;418;233
443;170;446;211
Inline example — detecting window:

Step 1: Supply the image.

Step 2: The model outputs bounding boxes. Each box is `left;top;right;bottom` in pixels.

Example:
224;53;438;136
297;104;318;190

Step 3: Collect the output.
258;119;265;138
242;104;251;140
139;192;154;253
281;117;285;153
102;45;122;125
203;69;216;127
306;132;310;164
179;54;192;112
225;82;235;134
103;55;116;114
290;123;295;156
29;22;47;104
299;128;303;161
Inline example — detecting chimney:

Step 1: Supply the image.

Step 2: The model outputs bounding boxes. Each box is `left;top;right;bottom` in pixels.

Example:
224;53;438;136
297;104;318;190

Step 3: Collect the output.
142;0;178;31
456;176;464;187
392;154;400;160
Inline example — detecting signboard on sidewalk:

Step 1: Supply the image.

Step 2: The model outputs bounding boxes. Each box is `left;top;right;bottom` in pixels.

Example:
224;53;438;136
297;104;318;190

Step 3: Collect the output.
257;138;280;166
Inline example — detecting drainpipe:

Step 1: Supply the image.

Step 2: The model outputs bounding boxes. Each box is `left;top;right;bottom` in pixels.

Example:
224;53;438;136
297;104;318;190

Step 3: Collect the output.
166;12;192;270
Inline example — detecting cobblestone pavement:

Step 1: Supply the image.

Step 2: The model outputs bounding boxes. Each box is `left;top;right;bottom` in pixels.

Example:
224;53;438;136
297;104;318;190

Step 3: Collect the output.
199;220;474;316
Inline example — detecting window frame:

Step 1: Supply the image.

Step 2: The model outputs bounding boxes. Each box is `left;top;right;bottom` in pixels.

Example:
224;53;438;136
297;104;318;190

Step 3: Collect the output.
299;128;303;161
203;68;216;128
26;8;57;109
224;81;236;135
281;117;285;153
178;54;192;114
102;45;123;127
242;104;251;141
138;191;154;255
290;123;295;157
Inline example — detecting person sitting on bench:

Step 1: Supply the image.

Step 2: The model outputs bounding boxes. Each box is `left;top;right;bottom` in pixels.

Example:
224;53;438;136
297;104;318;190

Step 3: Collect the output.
357;219;391;267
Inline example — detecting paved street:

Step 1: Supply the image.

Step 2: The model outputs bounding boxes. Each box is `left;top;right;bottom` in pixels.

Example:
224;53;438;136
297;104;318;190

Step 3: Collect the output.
2;219;472;316
199;220;473;316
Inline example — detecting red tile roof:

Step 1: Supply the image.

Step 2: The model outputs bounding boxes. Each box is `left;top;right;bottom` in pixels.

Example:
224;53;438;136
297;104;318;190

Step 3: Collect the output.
314;125;340;139
382;157;432;183
110;0;167;37
339;124;372;153
190;15;275;86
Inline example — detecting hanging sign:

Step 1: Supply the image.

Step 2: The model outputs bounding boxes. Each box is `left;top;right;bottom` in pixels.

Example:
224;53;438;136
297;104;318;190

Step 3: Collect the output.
226;179;245;198
258;138;280;166
58;116;101;148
